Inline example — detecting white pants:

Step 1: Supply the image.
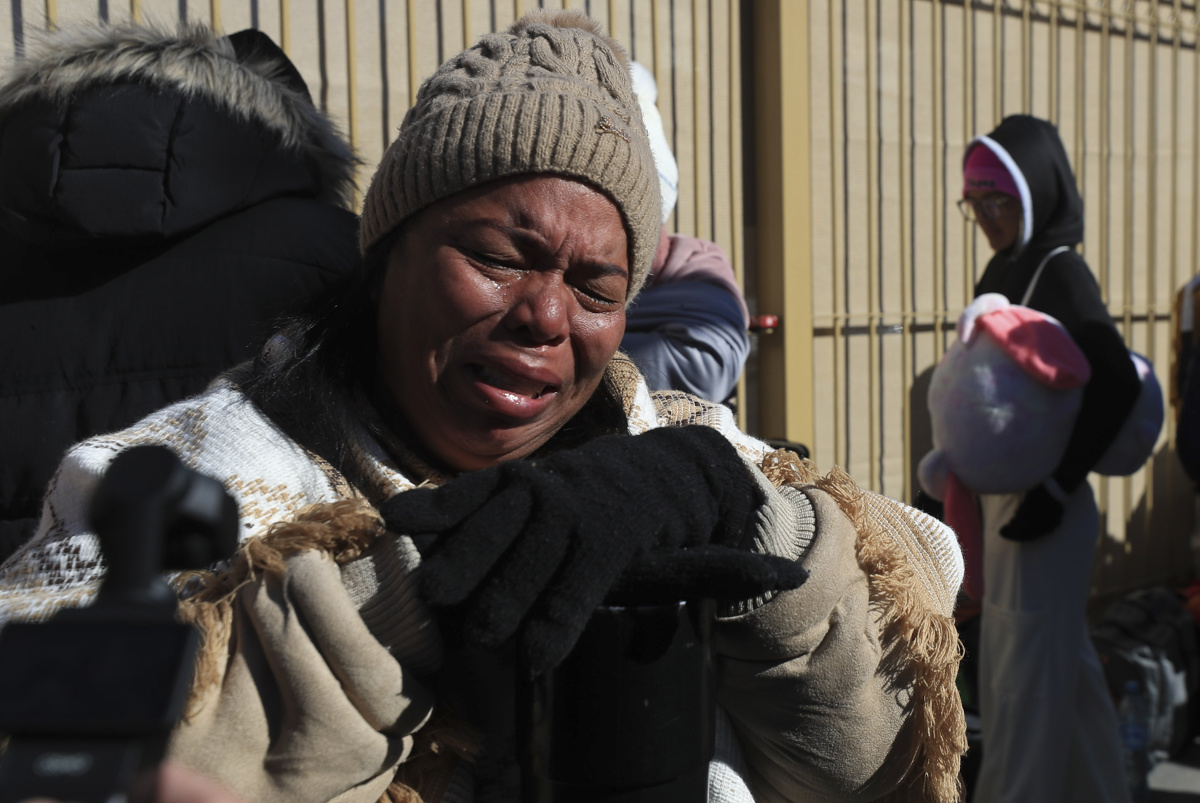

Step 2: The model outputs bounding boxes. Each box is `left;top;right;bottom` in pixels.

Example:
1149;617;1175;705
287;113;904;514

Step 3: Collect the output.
971;484;1131;803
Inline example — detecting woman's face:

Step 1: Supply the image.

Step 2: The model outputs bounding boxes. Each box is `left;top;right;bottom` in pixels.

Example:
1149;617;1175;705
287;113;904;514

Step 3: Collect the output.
375;175;630;472
964;189;1022;252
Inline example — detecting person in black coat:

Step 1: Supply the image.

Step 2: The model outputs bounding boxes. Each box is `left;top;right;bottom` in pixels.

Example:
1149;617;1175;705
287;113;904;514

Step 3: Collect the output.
969;116;1139;534
0;23;362;558
961;114;1140;803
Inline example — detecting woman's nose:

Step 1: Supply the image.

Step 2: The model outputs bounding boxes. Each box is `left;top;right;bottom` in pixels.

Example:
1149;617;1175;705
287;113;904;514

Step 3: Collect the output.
505;273;570;345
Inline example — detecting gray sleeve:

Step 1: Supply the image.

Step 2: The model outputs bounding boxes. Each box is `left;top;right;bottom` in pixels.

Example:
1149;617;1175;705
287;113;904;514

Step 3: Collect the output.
622;281;750;403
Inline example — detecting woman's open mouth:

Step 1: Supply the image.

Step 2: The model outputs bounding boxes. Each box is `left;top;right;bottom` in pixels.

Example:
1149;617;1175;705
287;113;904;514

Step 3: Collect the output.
467;363;561;417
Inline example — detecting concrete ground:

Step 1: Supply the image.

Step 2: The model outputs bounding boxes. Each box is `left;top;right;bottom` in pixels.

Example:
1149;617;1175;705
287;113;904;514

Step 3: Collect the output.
961;718;1200;800
1153;738;1200;801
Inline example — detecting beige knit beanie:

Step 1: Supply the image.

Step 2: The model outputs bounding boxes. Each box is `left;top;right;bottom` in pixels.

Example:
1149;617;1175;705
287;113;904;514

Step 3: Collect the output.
359;10;661;302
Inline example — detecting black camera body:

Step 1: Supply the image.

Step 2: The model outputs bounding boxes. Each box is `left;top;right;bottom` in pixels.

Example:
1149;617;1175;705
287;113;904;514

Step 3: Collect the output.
517;600;716;802
0;446;237;803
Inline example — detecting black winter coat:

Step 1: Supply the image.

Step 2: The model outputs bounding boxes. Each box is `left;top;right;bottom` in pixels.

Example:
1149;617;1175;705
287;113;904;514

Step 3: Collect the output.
0;25;362;557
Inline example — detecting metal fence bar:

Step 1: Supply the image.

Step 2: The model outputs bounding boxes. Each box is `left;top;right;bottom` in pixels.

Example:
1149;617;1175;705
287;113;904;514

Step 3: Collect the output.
728;0;746;431
901;0;913;504
865;0;880;490
1022;0;1031;111
831;0;845;467
934;0;947;382
964;3;976;329
279;0;287;51
1142;1;1162;558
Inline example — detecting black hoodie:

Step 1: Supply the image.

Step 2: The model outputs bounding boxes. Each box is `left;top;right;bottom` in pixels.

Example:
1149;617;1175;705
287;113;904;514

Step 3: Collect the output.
972;114;1139;496
0;25;361;557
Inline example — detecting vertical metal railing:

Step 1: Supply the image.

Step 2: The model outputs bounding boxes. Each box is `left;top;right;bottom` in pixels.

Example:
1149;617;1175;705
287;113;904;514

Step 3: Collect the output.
900;0;913;505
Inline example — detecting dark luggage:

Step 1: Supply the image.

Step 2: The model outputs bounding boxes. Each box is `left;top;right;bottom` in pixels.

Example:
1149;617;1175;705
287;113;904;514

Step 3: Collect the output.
1091;586;1200;760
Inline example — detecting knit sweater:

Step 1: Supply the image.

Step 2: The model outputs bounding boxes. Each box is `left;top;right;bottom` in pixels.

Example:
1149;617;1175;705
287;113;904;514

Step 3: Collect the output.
0;356;966;803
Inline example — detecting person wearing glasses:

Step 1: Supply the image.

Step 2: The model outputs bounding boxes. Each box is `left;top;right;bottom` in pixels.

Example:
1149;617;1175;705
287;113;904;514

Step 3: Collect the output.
960;116;1140;802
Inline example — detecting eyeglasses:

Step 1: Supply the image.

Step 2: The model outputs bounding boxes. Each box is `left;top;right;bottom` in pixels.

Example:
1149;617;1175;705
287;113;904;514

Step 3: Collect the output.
957;194;1013;223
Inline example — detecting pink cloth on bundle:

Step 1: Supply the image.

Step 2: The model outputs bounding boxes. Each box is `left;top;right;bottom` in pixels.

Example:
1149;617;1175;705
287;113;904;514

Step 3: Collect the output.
973;306;1091;390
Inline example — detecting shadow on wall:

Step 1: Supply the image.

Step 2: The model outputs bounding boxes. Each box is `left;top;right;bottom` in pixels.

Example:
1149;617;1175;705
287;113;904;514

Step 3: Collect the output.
1094;445;1196;602
909;365;938;511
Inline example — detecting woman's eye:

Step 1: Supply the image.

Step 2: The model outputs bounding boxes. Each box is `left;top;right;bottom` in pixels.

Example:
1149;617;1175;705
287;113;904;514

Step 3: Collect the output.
574;276;625;308
465;248;520;270
578;286;616;304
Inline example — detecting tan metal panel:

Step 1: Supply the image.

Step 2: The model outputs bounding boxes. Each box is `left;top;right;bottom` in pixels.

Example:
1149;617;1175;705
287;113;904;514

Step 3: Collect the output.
43;0;89;26
492;0;519;31
252;3;282;44
728;0;746;431
897;0;914;503
408;1;440;96
877;0;906;499
282;3;326;111
213;1;251;32
345;2;380;170
607;0;631;49
343;0;358;189
0;0;12;59
317;0;350;160
462;0;488;45
278;0;288;52
628;0;653;64
906;2;941;356
944;3;975;320
439;0;465;62
690;0;712;242
709;0;734;254
807;0;840;463
863;0;880;490
131;0;181;25
752;0;815;450
346;1;393;192
672;0;697;236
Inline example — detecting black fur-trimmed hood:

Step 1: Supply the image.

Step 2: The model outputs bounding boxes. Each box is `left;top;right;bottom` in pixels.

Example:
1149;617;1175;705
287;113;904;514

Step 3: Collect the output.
0;22;359;244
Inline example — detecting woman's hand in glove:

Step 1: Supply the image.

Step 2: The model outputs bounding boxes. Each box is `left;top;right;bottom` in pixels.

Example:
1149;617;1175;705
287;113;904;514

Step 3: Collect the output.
379;425;807;675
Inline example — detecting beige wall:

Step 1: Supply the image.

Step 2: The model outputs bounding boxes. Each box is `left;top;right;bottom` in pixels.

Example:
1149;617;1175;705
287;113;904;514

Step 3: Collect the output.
796;0;1198;597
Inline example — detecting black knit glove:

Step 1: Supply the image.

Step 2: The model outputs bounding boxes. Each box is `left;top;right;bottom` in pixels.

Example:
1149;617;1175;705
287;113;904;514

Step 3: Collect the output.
379;425;807;675
999;483;1064;541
